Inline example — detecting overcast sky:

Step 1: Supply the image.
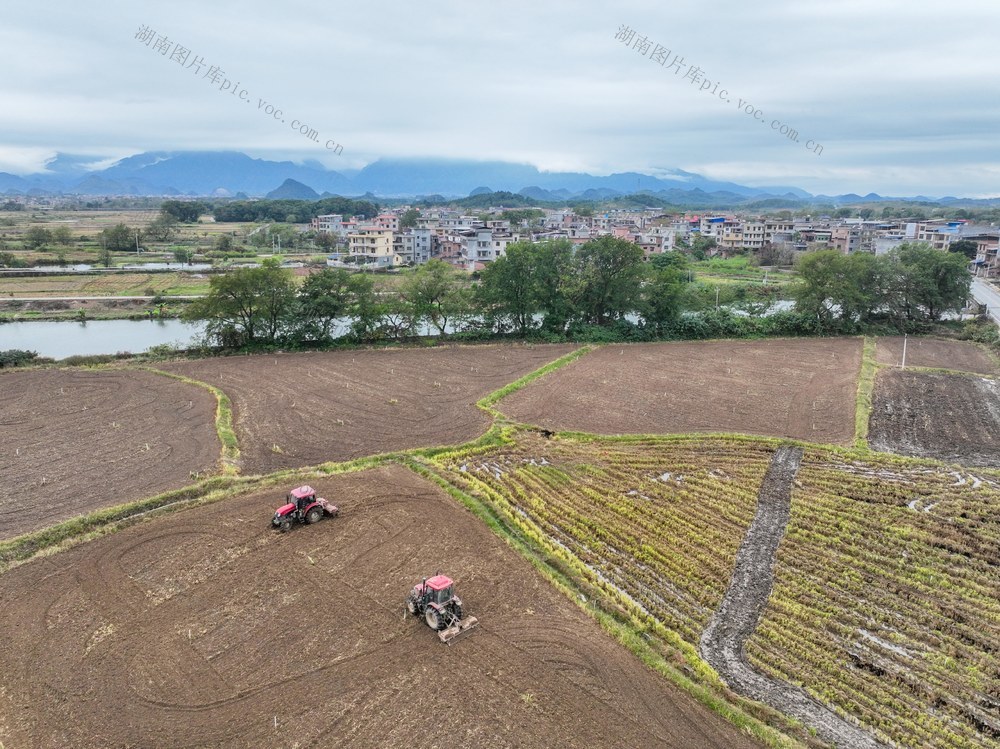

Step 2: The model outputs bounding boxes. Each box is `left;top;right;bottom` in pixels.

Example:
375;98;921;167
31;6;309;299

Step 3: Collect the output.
2;0;998;196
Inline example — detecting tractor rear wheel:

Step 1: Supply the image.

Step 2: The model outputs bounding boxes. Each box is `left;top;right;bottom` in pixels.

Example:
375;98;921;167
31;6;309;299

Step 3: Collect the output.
452;602;463;622
425;608;442;630
306;507;323;524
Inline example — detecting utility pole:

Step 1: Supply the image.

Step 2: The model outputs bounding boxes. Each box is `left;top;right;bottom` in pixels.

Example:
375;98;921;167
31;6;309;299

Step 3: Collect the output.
900;332;908;369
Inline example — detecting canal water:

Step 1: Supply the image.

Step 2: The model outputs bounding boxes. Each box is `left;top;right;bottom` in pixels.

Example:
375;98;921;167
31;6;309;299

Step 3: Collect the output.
0;319;206;360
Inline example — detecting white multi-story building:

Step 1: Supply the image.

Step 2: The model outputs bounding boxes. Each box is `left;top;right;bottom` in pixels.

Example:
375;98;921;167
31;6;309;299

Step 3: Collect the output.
458;229;513;270
348;227;400;268
394;228;434;265
972;233;999;277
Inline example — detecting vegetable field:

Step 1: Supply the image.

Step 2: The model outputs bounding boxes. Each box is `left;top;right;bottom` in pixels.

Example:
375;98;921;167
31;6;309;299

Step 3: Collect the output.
433;432;1000;749
437;433;775;644
750;450;1000;748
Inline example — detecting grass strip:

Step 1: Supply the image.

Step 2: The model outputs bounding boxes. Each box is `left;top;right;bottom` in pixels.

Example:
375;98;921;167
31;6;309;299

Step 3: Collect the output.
853;336;878;450
476;346;592;419
0;475;248;573
139;366;240;474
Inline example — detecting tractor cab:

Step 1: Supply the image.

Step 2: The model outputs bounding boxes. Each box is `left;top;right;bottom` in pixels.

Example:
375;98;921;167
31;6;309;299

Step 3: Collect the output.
289;485;317;512
406;573;478;643
272;486;338;532
423;575;455;606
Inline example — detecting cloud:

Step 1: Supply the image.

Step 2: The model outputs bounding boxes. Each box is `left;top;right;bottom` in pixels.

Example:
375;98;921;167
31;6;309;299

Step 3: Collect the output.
0;0;997;196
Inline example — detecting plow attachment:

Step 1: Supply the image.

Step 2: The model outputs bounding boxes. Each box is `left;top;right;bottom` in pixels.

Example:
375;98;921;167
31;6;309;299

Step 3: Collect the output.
438;615;479;645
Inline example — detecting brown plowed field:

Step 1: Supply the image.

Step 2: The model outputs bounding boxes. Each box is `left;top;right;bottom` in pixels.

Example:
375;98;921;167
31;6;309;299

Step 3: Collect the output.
500;338;862;444
869;369;1000;466
0;465;761;749
161;344;576;474
874;336;999;374
0;369;219;540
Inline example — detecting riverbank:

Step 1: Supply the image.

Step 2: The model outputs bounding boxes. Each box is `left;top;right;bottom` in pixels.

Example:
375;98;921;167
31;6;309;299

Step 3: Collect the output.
0;297;189;322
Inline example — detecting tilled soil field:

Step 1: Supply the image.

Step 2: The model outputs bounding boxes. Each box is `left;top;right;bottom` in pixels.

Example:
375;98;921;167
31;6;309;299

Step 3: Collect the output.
0;369;219;540
162;344;577;475
500;338;862;444
0;465;761;749
874;336;999;374
869;369;1000;466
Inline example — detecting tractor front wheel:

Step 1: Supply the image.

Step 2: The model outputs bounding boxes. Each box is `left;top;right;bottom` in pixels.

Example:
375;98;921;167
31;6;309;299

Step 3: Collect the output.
406;597;419;616
278;517;292;533
425;608;442;630
306;508;323;525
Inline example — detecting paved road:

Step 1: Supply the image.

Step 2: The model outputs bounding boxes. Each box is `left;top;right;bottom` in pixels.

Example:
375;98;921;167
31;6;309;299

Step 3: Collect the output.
971;278;1000;325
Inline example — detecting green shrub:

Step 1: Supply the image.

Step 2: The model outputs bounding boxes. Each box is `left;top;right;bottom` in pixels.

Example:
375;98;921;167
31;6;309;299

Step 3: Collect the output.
60;354;117;366
0;349;38;368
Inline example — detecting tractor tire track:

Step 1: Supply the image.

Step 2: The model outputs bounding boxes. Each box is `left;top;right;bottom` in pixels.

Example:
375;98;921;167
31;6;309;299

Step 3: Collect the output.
699;445;887;749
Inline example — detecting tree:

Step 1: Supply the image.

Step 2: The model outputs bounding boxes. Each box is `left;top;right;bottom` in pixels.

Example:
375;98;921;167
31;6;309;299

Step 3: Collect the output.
688;235;717;260
400;208;420;229
160;200;205;223
215;234;235;253
52;226;73;245
500;208;544;226
792;250;885;327
475;242;538;336
24;227;52;250
648;251;690;274
531;240;578;333
172;247;195;265
574;236;645;326
101;223;138;252
399;259;470;336
295;268;356;341
345;273;381;341
183;259;296;347
97;244;114;268
893;242;971;321
145;213;178;242
639;261;685;335
314;232;338;250
948;239;979;261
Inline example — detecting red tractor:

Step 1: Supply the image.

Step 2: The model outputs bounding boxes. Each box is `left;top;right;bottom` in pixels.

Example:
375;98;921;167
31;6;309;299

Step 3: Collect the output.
271;486;338;532
406;574;479;644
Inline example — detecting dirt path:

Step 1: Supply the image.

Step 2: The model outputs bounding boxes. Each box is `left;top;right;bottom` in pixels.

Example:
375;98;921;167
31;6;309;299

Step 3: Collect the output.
699;446;886;749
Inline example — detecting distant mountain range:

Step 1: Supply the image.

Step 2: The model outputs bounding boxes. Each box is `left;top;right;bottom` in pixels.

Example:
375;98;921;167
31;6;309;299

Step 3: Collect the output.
2;151;998;207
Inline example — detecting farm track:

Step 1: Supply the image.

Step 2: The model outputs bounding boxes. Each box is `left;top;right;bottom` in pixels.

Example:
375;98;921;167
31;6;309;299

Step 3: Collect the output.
700;446;886;749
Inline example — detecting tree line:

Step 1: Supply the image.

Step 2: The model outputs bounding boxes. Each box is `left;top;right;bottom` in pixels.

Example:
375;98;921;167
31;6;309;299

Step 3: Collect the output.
211;197;379;223
793;244;971;327
183;238;974;350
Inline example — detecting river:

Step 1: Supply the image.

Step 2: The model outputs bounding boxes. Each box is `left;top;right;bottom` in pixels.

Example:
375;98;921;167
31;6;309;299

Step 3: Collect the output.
0;319;206;360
